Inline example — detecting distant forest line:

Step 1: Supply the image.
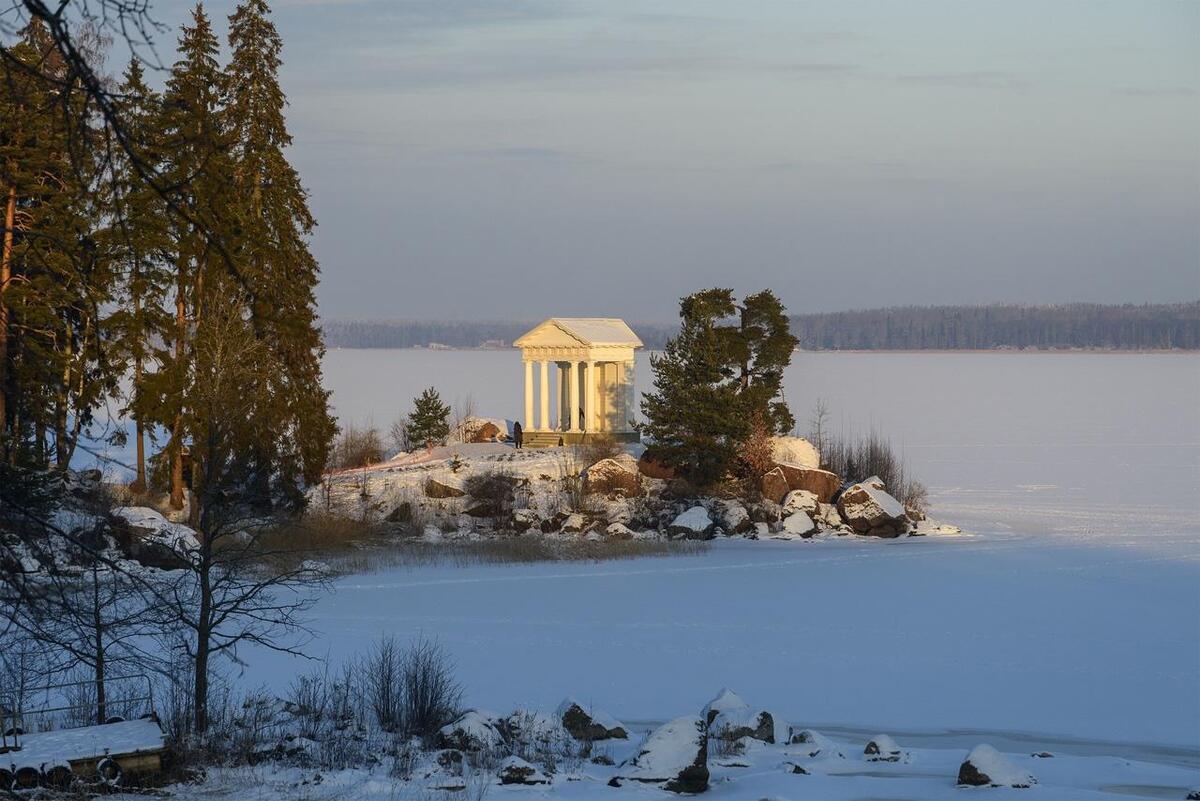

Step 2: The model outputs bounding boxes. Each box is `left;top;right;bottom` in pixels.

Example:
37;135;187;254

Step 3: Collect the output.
323;302;1200;351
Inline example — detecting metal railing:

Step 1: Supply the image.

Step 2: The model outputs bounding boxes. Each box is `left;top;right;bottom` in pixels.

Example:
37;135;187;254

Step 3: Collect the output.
0;674;156;753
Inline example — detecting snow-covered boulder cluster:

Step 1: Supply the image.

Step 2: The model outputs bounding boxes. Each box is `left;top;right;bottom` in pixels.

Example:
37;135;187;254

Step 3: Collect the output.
308;433;950;545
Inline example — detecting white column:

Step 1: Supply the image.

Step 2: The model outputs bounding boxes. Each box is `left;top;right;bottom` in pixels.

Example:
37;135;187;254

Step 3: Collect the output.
568;361;580;432
539;360;550;431
558;364;567;430
624;360;636;431
584;360;596;433
523;360;534;430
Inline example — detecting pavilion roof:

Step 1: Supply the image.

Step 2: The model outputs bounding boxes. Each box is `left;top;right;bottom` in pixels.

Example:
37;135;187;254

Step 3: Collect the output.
515;318;643;348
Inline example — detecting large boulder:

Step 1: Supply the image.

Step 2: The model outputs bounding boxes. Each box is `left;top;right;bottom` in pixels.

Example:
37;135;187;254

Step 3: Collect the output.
668;506;715;540
585;454;641;496
760;467;790;504
425;478;466;499
771;436;820;469
557;698;628;741
619;716;709;794
781;489;819;517
111;507;198;570
717;500;753;535
957;744;1037;788
837;479;909;536
780;512;815;537
775;463;841;503
436;710;504;752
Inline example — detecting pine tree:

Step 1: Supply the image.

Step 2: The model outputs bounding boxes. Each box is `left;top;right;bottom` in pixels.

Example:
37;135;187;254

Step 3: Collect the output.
406;388;450;450
641;288;798;488
226;0;334;508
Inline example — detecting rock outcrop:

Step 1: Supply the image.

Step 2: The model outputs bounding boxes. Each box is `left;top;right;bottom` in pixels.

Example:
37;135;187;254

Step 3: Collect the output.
498;756;550;785
775;464;841;503
864;734;904;762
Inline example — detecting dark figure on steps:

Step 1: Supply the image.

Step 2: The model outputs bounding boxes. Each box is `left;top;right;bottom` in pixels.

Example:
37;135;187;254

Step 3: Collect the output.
513;421;523;449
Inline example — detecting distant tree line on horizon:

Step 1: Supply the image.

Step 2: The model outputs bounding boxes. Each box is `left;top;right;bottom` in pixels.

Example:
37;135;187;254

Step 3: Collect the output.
323;302;1199;351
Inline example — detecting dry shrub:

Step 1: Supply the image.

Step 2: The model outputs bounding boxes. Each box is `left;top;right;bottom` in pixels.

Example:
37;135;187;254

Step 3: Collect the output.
736;412;776;491
579;434;623;465
331;424;384;469
361;635;462;740
821;429;926;508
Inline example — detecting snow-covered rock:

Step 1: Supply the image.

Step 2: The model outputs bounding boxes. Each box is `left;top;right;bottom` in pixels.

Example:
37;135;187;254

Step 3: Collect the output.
620;715;709;794
557;698;628;741
113;507;199;552
703;689;786;744
436;710;504;752
787;728;846;760
561;513;587;533
837;481;909;537
604;522;635;540
668;506;715;540
717;500;753;534
512;508;539;532
505;709;568;750
957;744;1037;788
702;688;745;723
584;454;641;496
780;511;815;537
709;706;786;745
782;489;819;517
864;734;905;762
498;755;550;785
771;436;820;469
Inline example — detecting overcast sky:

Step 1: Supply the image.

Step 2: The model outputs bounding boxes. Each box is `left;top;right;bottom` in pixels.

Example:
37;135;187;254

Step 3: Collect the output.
141;0;1197;321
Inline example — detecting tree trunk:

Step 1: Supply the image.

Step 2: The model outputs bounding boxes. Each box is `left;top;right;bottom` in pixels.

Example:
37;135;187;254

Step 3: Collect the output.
132;290;146;492
193;556;211;734
0;182;15;438
54;334;71;471
93;569;107;724
170;287;186;509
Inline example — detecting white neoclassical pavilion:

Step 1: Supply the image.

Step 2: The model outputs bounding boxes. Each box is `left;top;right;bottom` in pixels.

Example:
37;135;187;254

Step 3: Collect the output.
514;318;643;445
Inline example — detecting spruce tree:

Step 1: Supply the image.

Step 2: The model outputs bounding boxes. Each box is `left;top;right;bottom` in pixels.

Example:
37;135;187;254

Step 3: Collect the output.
150;3;232;508
641;288;798;487
226;0;334;507
105;59;173;491
406;388;450;450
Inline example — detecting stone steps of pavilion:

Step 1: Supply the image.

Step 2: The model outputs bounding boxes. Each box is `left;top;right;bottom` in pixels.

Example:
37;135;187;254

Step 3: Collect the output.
520;431;639;448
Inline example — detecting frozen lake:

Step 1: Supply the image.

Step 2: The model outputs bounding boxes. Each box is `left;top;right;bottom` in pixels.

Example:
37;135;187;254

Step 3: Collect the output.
231;350;1200;754
324;349;1200;540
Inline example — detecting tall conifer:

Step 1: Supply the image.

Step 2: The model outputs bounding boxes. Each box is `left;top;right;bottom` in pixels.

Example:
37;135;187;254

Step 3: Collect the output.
226;0;334;507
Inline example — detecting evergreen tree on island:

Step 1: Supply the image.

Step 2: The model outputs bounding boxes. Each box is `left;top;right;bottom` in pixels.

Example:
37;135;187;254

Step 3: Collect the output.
641;288;798;487
406;388;450;450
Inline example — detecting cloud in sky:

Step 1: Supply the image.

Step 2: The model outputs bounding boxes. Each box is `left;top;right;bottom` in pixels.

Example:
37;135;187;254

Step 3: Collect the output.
144;0;1200;320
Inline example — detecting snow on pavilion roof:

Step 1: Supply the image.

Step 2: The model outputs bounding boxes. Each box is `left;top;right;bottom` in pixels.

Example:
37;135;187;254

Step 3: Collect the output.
515;318;644;348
